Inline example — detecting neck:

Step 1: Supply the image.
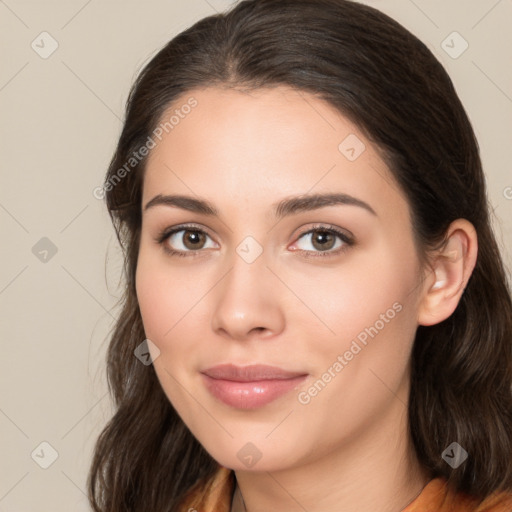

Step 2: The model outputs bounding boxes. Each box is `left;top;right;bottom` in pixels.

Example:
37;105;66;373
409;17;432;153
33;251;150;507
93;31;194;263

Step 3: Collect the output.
231;383;431;512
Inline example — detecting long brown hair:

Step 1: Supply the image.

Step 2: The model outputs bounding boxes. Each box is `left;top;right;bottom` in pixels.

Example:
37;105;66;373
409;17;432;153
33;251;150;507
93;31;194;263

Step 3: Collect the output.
88;0;512;509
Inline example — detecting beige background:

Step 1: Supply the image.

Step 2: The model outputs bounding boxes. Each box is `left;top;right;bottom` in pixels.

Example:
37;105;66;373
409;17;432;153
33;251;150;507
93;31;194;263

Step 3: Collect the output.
1;0;511;510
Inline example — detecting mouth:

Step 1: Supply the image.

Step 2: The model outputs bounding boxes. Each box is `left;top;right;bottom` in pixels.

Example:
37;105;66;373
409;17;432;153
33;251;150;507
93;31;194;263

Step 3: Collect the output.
200;364;308;409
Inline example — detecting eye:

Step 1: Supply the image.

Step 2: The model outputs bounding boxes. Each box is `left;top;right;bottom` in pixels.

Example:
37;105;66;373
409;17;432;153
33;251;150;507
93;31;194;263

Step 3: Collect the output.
291;224;354;258
156;224;217;257
155;223;354;259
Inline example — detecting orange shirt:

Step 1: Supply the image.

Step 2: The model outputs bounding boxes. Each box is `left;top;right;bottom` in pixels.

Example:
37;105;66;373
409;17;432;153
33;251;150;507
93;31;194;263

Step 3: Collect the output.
178;465;512;512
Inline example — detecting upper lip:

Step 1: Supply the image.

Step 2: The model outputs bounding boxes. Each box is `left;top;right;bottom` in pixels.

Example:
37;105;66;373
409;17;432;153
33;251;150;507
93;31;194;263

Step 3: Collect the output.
201;364;307;382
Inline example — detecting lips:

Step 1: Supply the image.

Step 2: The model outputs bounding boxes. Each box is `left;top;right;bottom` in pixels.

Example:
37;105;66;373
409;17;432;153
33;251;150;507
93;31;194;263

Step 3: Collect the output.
201;364;308;409
202;364;306;381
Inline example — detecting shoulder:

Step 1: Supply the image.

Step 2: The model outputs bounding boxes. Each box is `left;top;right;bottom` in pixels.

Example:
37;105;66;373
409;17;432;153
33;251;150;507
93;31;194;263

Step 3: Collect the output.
177;465;235;512
178;470;512;512
403;477;512;512
473;488;512;512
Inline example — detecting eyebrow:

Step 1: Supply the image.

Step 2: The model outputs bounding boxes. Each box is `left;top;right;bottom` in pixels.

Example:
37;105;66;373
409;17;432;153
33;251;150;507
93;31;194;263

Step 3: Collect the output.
143;192;377;218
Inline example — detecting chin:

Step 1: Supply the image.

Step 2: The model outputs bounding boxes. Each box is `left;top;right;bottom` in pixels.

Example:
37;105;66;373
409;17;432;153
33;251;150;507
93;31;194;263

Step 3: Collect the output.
197;435;302;473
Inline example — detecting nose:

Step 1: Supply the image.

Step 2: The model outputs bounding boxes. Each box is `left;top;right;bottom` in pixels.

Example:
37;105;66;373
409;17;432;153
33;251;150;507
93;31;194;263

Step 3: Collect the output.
211;249;285;342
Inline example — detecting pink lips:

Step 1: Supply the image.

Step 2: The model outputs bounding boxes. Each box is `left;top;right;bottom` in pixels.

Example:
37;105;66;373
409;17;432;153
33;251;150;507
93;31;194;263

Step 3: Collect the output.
201;364;308;409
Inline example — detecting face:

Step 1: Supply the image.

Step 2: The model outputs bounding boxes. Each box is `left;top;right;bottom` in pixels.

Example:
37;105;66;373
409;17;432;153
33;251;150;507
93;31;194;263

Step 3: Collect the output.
136;86;426;471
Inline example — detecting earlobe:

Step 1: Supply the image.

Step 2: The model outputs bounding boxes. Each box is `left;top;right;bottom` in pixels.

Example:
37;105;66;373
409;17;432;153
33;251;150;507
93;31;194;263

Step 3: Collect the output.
417;219;478;327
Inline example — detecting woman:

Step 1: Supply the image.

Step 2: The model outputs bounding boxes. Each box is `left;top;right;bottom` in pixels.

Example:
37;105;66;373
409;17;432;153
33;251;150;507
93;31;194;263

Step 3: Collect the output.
88;0;512;511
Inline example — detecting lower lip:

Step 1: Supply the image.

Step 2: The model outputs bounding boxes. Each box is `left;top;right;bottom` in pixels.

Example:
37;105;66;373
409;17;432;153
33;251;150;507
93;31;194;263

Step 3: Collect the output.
201;374;307;409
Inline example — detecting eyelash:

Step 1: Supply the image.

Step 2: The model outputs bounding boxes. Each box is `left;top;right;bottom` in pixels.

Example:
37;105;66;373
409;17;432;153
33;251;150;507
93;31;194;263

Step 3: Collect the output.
155;223;355;259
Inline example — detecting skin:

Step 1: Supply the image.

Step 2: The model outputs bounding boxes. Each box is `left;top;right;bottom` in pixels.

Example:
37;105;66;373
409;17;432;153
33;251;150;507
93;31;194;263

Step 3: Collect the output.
136;86;478;512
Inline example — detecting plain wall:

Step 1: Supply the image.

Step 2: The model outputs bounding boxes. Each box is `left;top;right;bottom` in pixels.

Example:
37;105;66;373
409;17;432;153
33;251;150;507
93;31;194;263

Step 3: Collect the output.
1;1;511;510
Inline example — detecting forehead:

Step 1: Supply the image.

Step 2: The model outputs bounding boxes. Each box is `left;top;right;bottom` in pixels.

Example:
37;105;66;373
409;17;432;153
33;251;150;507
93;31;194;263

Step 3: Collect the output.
142;85;409;223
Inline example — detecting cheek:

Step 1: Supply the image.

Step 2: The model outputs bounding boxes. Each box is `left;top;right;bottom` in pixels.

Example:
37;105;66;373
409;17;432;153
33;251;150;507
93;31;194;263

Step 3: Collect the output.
135;233;195;333
295;244;420;407
296;251;417;352
135;249;184;344
135;251;208;374
135;256;199;414
136;264;166;340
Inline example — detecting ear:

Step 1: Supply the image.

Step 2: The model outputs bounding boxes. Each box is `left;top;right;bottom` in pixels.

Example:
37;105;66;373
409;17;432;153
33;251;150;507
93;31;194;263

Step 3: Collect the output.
417;219;478;327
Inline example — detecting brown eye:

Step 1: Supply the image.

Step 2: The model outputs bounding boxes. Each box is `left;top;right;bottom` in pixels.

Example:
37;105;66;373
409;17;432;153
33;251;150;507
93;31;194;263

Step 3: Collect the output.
293;225;354;258
159;226;217;255
310;230;336;251
181;230;207;250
